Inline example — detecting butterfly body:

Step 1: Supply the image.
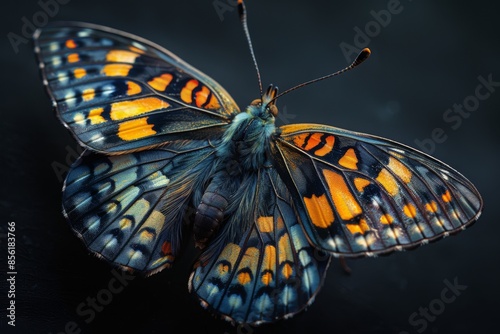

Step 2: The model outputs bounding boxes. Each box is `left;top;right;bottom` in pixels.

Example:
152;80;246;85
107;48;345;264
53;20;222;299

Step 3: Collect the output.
34;19;482;326
194;88;278;247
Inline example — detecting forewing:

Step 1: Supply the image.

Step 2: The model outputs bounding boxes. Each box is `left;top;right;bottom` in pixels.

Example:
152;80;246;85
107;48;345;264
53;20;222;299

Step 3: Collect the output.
63;140;215;274
271;124;483;257
34;22;238;154
189;168;331;325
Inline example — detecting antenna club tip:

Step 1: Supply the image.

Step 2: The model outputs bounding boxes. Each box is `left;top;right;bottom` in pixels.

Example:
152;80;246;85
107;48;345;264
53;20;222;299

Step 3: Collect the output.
353;48;371;65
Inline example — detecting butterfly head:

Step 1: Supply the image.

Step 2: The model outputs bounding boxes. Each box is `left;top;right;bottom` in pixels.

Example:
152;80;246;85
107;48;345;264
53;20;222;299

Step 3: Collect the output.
248;84;279;120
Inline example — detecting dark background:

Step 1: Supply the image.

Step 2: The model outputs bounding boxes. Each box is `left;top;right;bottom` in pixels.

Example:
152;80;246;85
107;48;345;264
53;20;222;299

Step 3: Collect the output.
1;0;499;333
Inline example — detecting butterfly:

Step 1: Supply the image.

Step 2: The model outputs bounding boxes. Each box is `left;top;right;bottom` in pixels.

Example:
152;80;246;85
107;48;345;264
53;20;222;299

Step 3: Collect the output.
33;0;482;326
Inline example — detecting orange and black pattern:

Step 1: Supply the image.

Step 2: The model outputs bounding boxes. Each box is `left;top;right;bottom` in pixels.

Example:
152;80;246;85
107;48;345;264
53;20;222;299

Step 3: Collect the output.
189;168;330;324
34;18;482;328
34;22;239;154
272;124;482;256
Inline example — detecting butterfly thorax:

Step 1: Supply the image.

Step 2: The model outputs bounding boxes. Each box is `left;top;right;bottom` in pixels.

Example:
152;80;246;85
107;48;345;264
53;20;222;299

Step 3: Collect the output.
215;85;279;170
215;105;276;172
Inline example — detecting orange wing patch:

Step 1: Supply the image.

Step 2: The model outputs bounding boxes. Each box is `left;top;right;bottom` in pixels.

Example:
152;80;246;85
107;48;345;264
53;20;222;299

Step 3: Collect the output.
148;73;173;92
387;157;412;183
195;86;211;107
67;53;80;63
257;216;274;233
304;133;322;151
81;88;95;102
314;135;335;156
204;94;221;110
110;97;169;120
376;168;399;196
261;271;273;285
65;39;77;49
303;194;334;228
126;81;142;96
293;133;308;148
425;201;438;213
179;79;221;110
102;64;133;77
73;68;86;79
380;214;394;225
88;108;105;124
346;219;370;235
180;79;199;104
106;50;140;63
323;169;362;221
291;133;335;156
139;229;155;242
218;263;230;276
442;190;452;203
237;271;252;285
282;263;293;279
403;203;417;218
278;234;292;264
119;217;132;230
261;245;276;285
117;117;156;141
354;177;370;193
338;148;358;169
235;247;259;285
194;86;221;109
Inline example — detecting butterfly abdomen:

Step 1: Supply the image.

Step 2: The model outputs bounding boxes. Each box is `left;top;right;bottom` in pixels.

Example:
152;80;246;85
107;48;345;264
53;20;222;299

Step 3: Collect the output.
194;170;231;248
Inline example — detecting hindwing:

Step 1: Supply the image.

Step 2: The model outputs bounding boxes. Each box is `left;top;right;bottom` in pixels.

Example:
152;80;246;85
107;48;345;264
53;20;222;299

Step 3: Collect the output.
189;168;331;325
63;140;215;274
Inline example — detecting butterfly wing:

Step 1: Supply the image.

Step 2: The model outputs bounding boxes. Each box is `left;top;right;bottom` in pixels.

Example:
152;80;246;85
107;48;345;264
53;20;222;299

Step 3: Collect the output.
34;22;238;154
271;123;483;257
189;168;331;325
63;140;216;274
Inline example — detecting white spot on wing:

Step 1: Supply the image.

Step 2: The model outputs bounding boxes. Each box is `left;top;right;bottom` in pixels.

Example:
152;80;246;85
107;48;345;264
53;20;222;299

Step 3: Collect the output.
90;134;104;143
77;30;91;37
73;113;85;125
52;56;62;67
132;41;147;50
49;42;60;51
228;294;243;309
58;72;69;84
64;91;76;106
355;236;368;249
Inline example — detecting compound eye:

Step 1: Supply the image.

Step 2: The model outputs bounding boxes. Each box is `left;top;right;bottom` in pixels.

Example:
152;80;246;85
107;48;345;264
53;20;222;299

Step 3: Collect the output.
268;104;278;117
250;99;262;106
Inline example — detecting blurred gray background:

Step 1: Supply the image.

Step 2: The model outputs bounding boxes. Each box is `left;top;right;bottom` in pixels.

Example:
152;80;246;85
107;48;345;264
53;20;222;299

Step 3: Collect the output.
1;0;499;333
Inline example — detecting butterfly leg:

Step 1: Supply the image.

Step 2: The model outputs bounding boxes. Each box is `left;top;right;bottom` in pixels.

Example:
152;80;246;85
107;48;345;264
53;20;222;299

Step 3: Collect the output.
339;256;352;275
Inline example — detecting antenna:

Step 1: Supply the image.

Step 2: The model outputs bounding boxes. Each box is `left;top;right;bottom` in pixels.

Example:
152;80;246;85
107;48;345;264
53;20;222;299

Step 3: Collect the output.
268;48;371;105
238;0;263;98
